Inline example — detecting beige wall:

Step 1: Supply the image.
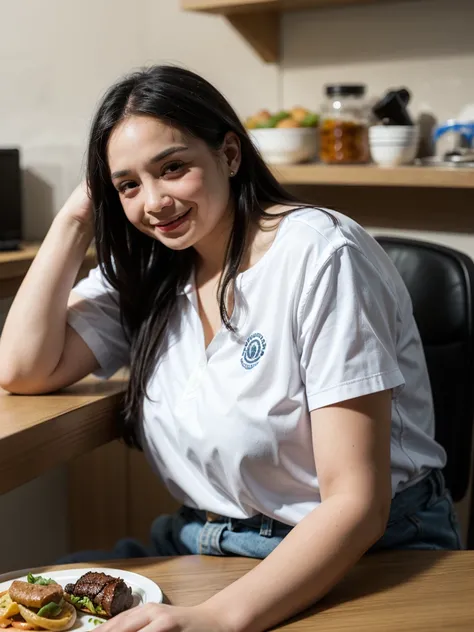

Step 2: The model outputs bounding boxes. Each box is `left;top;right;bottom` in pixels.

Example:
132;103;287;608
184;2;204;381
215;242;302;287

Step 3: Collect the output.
0;0;278;573
0;0;278;241
0;0;472;571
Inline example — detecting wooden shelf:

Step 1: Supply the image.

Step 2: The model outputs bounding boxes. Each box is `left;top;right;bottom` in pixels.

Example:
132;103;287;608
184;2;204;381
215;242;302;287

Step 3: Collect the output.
182;0;400;13
0;242;96;300
271;164;474;189
181;0;415;61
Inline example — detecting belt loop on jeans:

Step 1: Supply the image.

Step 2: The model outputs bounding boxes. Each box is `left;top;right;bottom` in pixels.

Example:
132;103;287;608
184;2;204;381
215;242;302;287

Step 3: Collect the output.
206;511;223;523
433;469;446;497
259;515;274;538
427;469;445;506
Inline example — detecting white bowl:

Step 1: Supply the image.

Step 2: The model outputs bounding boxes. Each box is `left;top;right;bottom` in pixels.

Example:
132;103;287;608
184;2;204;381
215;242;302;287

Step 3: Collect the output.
370;141;419;166
370;126;419;133
369;125;420;166
369;125;419;142
369;139;417;146
249;128;319;165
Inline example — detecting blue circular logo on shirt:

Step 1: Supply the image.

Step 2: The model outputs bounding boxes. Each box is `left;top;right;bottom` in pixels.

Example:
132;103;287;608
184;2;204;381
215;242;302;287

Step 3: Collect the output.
241;333;266;370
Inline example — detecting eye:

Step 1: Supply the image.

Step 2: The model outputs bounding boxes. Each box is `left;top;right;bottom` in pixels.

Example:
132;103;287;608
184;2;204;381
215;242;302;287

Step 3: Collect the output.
117;181;138;195
162;161;185;177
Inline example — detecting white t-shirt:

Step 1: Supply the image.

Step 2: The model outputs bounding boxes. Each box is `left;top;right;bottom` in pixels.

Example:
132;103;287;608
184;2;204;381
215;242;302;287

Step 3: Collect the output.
68;208;446;526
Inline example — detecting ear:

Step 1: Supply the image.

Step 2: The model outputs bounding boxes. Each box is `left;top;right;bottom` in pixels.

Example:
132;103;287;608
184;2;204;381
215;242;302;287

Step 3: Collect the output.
220;132;241;177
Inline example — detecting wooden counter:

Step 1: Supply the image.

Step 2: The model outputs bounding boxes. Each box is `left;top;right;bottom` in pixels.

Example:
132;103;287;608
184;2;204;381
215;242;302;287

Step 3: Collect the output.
0;376;126;495
0;243;96;300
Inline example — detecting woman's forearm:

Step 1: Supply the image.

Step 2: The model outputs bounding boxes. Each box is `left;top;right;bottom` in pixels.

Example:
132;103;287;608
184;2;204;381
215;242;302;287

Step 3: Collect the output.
200;495;388;632
0;212;92;388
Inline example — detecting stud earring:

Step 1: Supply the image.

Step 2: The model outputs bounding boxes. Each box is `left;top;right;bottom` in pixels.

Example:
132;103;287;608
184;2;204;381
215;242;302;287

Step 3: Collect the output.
230;170;235;177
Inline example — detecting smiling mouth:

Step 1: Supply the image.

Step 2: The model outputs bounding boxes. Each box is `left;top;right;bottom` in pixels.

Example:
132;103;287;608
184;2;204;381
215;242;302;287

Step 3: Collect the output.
157;208;192;227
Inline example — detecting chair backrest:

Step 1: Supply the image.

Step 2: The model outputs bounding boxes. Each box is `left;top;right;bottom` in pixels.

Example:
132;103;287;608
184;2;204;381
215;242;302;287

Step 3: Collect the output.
375;237;474;504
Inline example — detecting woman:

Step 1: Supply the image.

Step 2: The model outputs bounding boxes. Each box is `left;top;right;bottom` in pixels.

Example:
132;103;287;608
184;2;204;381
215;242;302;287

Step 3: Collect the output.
0;65;461;632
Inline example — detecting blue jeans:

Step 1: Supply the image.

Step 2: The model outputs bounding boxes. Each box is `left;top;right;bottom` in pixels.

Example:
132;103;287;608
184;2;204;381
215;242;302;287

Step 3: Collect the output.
58;469;462;563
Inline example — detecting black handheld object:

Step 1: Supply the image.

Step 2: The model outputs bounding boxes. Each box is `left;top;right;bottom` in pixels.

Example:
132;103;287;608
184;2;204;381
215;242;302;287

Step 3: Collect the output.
372;88;414;126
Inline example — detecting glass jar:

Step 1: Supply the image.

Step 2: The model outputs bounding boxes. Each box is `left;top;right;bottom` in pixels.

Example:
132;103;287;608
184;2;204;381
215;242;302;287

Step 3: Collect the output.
319;84;370;164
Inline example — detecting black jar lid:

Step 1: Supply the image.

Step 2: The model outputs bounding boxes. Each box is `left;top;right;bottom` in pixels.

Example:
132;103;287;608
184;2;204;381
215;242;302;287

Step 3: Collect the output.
325;84;366;98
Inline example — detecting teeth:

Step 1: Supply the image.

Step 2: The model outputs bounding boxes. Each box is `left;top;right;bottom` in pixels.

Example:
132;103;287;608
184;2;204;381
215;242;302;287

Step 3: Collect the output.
159;209;190;227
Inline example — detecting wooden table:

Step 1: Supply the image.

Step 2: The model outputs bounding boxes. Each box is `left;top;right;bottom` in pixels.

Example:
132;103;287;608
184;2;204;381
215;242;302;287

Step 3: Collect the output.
0;376;126;495
28;552;474;630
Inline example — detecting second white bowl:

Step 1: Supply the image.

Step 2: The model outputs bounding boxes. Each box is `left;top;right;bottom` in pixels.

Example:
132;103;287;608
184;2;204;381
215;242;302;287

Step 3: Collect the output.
370;142;419;166
369;124;420;166
369;125;419;142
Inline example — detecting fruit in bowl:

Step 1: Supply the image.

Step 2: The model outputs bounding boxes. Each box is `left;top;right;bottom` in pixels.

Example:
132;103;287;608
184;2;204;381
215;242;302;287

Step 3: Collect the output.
244;107;319;130
244;107;319;165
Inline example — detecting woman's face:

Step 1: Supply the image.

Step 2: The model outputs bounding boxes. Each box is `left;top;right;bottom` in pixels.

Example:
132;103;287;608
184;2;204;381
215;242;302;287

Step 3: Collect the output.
107;115;240;251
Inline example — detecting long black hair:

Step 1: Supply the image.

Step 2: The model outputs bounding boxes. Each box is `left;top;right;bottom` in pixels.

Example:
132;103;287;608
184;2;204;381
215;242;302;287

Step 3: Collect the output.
87;64;331;448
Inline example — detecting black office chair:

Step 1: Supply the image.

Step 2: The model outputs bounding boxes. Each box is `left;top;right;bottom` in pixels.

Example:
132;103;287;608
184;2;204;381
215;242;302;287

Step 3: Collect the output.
375;236;474;548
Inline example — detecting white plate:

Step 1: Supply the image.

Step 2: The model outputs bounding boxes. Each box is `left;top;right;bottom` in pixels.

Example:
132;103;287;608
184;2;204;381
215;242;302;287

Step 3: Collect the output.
0;567;163;630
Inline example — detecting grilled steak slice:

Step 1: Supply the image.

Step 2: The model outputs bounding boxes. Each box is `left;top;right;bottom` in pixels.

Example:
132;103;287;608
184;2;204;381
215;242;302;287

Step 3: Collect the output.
65;572;133;617
9;581;63;608
96;578;133;617
65;571;107;601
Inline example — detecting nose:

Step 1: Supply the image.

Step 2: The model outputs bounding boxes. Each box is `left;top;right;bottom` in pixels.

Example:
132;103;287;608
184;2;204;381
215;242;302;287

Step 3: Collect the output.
143;182;173;215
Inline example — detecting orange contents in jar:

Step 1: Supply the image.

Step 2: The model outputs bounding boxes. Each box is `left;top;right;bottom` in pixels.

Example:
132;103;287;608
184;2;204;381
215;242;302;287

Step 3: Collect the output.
320;119;369;164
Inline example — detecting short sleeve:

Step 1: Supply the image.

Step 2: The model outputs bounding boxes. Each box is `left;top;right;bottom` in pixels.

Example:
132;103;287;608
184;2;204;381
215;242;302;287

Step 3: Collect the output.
67;265;130;379
298;244;405;411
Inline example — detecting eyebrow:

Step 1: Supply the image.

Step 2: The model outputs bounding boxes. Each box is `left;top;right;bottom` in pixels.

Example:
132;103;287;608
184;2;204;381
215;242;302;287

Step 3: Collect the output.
110;145;189;180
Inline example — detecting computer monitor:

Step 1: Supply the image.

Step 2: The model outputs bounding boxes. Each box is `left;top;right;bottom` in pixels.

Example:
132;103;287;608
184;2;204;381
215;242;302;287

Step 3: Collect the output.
0;148;22;251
